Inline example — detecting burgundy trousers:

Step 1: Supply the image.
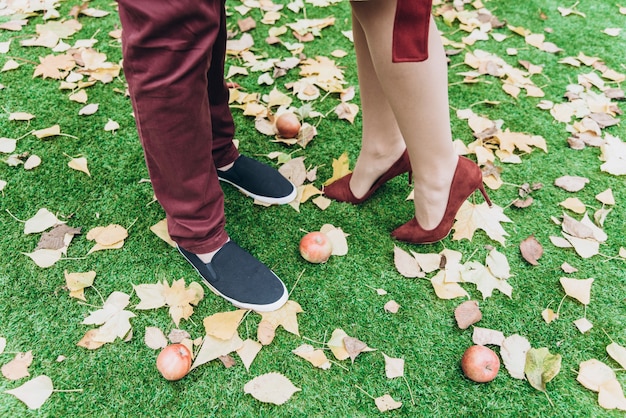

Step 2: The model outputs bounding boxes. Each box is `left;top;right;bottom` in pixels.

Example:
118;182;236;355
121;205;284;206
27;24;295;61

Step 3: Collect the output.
118;0;237;253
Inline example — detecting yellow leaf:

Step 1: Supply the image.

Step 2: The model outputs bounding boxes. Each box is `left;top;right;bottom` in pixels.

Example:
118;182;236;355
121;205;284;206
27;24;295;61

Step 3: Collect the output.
292;344;331;369
23;249;62;268
259;300;303;336
595;189;615;205
320;224;348;256
452;201;512;245
541;308;559;324
149;219;176;247
203;310;247;340
327;328;350;361
64;270;96;301
32;125;61;139
559;197;586;214
86;224;128;246
560;277;594;305
236;339;263;371
191;333;244;370
431;271;469;299
68;157;90;176
323;152;351;186
9;112;35;121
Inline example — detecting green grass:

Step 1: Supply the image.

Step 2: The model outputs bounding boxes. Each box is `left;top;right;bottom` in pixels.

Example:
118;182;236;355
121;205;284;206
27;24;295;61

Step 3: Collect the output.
1;0;625;416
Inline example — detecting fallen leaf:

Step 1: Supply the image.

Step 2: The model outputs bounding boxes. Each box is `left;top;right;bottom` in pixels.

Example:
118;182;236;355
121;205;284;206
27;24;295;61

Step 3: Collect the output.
320;224;348;256
259;300;303;338
374;394;402;412
524;347;562;391
598;379;626;411
23;154;41;170
501;334;531;379
149;219;176;247
343;336;375;363
393;245;423;278
4;375;54;410
454;300;482;329
1;351;33;380
24;208;65;234
236;339;263;371
68;157;90;176
64;270;96;300
257;319;276;346
81;291;135;344
383;300;400;313
144;327;168;350
541;308;559;324
23;249;62;268
323;152;351;186
595;189;615;205
0;337;5;354
560;277;594;305
607;342;626;369
431;270;469;299
382;353;404;379
574;317;593;333
472;327;505;346
292;344;331;369
452;201;512;245
577;359;616;392
520;235;543;265
191;333;244;370
203;310;247;340
86;224;128;246
328;328;350;361
243;372;301;405
554;175;589;192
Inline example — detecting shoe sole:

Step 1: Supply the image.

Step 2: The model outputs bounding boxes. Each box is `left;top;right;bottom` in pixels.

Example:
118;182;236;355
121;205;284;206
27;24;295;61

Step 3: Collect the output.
218;177;297;205
177;246;289;312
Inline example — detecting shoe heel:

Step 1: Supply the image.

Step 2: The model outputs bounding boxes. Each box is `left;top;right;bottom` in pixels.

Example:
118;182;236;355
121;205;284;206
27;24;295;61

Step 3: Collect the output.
478;183;492;207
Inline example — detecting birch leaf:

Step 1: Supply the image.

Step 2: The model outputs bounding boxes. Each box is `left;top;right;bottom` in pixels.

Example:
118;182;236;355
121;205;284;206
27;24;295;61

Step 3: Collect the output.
23;249;62;268
144;327;168;350
292;344;331;369
524;347;562;391
328;328;350;361
501;334;531;379
577;359;616;391
64;270;96;301
598;379;626;411
560;277;593;305
24;208;65;234
236;339;263;371
68;157;90;176
374;394;403;412
383;353;404;379
393;245;423;278
244;372;301;405
4;375;54;410
607;342;626;369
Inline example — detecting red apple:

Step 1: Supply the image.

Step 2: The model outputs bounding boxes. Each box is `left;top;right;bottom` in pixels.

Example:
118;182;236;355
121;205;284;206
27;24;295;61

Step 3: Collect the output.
275;112;301;138
156;343;192;381
460;345;500;383
299;231;332;263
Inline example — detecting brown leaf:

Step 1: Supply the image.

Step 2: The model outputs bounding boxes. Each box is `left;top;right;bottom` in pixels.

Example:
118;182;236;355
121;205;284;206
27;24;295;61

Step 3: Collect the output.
218;354;237;368
454;300;482;329
520;235;543;265
343;336;375;363
1;351;33;380
36;224;81;251
554;175;589;192
237;17;256;32
257;319;276;346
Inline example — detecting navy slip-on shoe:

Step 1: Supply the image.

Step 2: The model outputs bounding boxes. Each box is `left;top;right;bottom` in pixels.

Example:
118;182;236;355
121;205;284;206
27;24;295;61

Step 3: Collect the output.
178;242;288;312
217;155;297;205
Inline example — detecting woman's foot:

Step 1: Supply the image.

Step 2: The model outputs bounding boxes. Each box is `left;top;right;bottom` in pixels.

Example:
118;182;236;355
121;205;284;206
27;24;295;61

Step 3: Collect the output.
392;156;491;244
324;148;411;204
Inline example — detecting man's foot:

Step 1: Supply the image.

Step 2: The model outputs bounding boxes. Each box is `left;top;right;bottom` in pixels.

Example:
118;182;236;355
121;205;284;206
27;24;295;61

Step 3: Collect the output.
217;155;297;204
178;241;288;312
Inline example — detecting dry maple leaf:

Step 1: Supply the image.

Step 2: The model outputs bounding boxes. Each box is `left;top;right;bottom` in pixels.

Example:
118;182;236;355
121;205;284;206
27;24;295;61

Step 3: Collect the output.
243;372;301;405
323;152;351;186
80;291;135;345
258;300;303;338
134;279;204;326
33;53;75;79
452;201;512;245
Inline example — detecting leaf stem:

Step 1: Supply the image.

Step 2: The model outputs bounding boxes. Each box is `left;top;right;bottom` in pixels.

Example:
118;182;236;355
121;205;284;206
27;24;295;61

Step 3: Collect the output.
5;208;26;223
354;385;375;400
288;268;306;298
403;375;416;406
53;389;84;393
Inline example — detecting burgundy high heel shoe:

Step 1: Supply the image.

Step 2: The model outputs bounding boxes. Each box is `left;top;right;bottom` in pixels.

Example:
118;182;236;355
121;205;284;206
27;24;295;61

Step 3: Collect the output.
324;150;412;204
391;156;492;244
